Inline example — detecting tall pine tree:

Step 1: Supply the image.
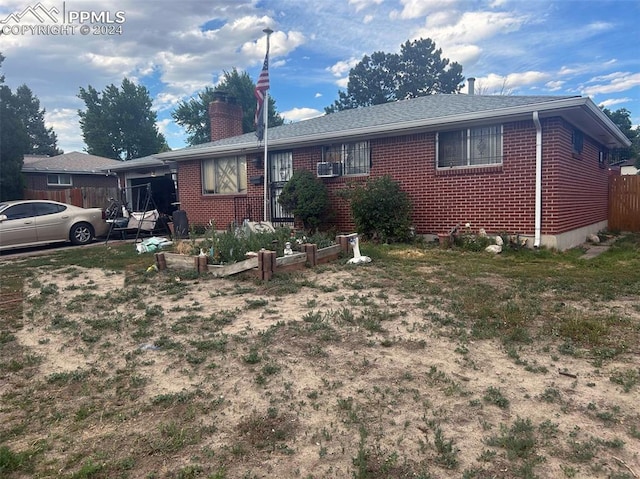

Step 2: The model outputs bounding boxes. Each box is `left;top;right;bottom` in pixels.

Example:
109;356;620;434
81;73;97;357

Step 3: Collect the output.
14;84;62;156
326;38;463;113
0;54;28;200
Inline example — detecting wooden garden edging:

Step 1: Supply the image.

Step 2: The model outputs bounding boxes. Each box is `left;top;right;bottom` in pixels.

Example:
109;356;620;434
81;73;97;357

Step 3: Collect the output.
155;235;350;280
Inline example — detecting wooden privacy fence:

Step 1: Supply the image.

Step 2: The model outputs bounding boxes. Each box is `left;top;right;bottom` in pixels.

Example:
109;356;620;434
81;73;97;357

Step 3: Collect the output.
23;187;117;209
609;175;640;232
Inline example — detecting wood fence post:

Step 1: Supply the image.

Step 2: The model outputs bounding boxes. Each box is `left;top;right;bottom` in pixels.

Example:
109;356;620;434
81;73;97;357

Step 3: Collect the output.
304;243;318;267
337;235;350;255
198;255;208;273
155;252;167;271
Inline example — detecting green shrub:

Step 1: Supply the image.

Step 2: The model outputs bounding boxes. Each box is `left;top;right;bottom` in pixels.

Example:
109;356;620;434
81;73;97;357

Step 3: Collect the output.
343;175;412;242
198;226;335;264
278;170;330;231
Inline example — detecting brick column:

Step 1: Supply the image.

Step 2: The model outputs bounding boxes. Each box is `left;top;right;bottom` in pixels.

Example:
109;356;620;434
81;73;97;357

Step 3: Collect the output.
258;250;276;280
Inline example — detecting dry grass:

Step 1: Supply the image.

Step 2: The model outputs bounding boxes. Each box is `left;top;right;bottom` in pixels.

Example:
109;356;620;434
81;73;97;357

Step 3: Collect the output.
1;235;639;478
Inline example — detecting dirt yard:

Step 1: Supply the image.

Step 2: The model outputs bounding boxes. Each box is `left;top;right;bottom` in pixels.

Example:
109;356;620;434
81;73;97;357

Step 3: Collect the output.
2;246;640;478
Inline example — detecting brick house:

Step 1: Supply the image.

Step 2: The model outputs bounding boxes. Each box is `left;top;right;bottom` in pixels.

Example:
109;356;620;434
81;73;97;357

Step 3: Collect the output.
158;91;630;250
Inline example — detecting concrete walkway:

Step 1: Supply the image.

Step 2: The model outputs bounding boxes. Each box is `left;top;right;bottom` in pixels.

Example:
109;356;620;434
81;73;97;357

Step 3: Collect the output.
579;237;617;259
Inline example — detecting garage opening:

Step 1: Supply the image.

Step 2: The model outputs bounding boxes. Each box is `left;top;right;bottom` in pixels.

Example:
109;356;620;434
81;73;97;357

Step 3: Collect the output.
130;176;177;216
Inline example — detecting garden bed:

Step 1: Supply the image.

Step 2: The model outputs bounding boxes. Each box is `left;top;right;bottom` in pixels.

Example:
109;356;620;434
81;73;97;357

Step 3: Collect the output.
155;239;346;279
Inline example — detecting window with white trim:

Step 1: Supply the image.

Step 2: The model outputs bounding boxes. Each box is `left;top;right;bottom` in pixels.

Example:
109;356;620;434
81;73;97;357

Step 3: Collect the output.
202;156;247;194
47;174;72;186
324;141;370;175
437;125;503;168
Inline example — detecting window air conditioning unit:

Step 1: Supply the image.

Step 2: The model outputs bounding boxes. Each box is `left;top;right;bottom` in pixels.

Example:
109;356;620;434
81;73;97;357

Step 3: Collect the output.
317;162;342;178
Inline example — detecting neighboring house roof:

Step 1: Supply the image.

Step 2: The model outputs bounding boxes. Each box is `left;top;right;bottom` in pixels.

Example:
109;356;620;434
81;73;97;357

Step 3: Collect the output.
157;94;632;161
22;151;122;174
101;154;176;173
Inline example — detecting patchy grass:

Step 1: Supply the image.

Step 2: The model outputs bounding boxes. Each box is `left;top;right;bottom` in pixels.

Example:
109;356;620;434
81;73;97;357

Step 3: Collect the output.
0;234;639;478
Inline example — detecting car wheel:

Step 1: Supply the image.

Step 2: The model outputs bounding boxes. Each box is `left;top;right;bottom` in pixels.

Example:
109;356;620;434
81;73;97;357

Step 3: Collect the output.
70;223;94;245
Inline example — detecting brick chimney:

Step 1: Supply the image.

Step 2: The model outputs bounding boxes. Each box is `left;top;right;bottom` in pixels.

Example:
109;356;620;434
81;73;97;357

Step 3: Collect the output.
208;91;243;141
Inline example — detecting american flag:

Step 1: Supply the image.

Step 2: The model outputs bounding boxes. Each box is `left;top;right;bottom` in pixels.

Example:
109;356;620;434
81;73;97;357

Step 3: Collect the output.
254;49;270;141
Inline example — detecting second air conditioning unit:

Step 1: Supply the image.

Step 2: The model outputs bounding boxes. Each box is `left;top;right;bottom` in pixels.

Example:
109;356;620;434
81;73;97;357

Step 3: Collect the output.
316;162;342;178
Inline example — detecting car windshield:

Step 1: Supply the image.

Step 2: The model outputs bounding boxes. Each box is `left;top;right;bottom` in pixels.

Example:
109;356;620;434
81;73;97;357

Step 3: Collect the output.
0;203;10;214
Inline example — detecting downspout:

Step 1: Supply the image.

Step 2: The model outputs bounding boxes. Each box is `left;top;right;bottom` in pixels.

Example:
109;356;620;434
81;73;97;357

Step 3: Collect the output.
533;111;542;248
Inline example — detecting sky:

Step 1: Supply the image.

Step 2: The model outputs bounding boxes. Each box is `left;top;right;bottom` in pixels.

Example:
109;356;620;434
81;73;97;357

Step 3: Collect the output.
1;0;639;154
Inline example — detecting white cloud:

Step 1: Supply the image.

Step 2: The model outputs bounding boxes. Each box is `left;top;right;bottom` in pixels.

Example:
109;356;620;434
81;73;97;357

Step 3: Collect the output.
336;76;349;89
45;108;85;153
545;80;565;91
411;10;528;67
470;71;550;94
598;97;632;108
390;0;458;20
582;72;640;96
444;44;482;66
348;0;383;13
281;107;324;122
420;11;527;46
327;57;360;77
585;21;613;33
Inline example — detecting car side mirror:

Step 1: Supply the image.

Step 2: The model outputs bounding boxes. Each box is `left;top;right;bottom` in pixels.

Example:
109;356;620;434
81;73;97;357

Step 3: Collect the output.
0;214;7;222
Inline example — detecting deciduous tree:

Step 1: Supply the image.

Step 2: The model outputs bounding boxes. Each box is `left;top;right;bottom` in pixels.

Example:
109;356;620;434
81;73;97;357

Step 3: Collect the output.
602;107;639;166
78;78;168;161
172;68;283;146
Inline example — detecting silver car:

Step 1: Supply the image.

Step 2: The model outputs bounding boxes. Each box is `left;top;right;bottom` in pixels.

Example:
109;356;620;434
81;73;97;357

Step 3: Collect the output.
0;200;109;251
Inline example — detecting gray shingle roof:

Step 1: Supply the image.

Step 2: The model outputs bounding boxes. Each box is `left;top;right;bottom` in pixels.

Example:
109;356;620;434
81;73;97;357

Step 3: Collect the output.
152;93;630;161
22;151;122;173
101;154;175;172
160;94;590;160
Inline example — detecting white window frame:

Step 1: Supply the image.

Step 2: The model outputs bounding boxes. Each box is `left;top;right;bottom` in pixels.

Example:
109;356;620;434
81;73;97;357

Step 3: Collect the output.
47;173;72;186
323;141;371;176
202;156;247;195
436;125;503;169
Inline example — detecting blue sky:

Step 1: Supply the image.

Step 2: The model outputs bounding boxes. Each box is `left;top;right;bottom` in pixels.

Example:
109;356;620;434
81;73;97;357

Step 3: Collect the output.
1;0;639;154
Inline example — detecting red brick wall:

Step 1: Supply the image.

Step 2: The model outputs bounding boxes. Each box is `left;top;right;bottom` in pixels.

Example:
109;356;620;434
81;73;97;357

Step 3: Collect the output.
179;117;610;236
209;99;243;142
542;118;608;234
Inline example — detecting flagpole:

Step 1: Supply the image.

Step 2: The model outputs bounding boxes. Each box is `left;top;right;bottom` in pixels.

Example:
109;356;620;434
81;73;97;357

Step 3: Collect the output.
262;28;273;223
263;89;269;222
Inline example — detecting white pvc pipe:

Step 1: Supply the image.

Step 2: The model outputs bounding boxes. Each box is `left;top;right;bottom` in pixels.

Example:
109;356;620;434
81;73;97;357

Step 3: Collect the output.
533;111;542;248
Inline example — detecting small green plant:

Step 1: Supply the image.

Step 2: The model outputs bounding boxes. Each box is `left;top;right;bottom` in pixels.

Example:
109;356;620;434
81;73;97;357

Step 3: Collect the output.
610;368;639;392
245;298;268;309
486;417;537;460
244;348;262;364
433;424;459;469
540;386;562;403
483;386;510;409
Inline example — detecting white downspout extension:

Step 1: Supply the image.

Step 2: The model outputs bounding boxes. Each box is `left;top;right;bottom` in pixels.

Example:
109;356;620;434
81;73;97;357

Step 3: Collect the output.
533;111;542;248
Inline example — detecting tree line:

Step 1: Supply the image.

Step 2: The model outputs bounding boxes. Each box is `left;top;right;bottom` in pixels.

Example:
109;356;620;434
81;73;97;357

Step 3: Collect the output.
2;38;639;201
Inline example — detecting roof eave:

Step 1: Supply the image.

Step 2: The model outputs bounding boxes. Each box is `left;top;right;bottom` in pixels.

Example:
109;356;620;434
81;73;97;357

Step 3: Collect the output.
22;169;114;175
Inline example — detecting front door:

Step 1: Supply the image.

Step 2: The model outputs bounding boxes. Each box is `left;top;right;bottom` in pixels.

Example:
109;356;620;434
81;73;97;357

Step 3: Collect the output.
269;152;294;225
